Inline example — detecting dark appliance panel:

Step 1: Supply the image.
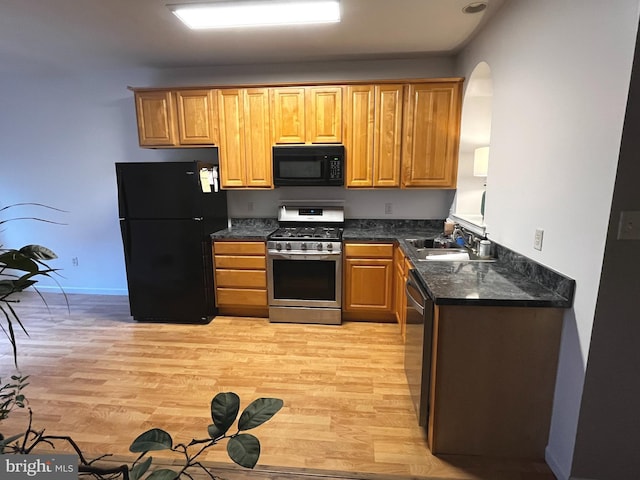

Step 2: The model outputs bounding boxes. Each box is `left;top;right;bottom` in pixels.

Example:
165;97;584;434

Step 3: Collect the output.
116;160;227;221
404;269;434;428
116;160;228;323
272;259;337;302
120;219;214;321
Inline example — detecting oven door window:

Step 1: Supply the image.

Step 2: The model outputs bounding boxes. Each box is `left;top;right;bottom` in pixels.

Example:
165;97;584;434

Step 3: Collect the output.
272;258;335;301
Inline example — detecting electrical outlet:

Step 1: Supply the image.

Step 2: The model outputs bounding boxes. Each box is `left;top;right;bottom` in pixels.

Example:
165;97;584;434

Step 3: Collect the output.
617;210;640;240
72;257;79;267
384;202;392;215
534;229;544;251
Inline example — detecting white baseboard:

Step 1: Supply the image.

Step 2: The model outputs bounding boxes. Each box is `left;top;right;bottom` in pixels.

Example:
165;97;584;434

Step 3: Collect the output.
35;286;128;296
546;446;570;480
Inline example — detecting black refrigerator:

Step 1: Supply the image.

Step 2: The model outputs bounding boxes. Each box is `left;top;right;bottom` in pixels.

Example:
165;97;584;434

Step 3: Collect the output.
116;161;228;323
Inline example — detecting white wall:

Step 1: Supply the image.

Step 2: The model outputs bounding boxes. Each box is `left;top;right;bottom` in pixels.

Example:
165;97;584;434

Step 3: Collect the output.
456;1;639;478
0;56;455;295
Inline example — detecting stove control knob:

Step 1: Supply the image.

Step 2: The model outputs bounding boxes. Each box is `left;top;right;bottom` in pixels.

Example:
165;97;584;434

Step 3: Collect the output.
316;243;323;251
327;243;333;251
285;242;292;250
301;243;307;251
276;242;282;251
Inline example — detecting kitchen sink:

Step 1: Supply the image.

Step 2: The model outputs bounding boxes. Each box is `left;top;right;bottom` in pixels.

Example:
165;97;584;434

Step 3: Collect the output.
404;239;497;262
405;238;435;249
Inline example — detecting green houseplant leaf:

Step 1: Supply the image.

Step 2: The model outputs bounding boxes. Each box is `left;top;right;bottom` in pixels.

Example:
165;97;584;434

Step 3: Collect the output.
129;456;153;480
227;433;260;469
145;469;178;480
0;251;39;273
210;392;240;435
129;428;173;452
19;245;58;261
238;398;283;431
207;423;224;441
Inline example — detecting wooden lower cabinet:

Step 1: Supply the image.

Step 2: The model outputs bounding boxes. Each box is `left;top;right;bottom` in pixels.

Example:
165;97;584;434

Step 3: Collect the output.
394;245;410;340
428;304;564;458
212;241;268;316
343;243;395;321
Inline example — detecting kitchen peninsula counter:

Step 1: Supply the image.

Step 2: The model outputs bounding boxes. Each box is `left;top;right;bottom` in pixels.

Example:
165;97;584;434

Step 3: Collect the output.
342;220;574;309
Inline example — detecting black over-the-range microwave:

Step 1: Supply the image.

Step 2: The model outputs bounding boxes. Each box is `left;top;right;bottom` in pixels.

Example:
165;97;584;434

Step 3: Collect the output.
272;144;344;187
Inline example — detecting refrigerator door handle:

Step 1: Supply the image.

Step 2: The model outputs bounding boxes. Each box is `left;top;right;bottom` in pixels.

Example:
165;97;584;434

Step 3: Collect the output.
120;221;132;264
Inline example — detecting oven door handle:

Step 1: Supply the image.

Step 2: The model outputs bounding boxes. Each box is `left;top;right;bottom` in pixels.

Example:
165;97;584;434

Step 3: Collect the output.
268;252;341;261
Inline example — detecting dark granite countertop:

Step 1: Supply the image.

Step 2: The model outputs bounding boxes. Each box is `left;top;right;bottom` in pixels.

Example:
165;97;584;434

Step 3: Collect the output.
342;220;574;308
210;218;278;240
211;217;575;308
397;238;575;308
342;219;443;242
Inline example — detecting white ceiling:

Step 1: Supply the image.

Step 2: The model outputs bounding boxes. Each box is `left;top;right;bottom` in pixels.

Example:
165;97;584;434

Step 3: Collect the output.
0;0;506;73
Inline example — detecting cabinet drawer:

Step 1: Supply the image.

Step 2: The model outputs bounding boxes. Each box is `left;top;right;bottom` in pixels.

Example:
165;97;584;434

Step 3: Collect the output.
344;243;394;258
213;241;265;255
214;255;266;269
216;288;267;307
215;269;266;288
214;255;266;270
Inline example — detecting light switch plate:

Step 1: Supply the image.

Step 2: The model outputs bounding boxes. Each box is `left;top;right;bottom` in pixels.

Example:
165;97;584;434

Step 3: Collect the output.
617;210;640;240
534;228;544;251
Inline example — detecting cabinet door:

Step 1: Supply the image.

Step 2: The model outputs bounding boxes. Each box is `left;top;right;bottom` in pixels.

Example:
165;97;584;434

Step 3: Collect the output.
402;82;462;188
175;90;217;145
243;88;273;188
134;91;177;146
344;85;375;187
344;258;394;313
394;246;407;339
344;85;402;188
374;84;403;187
217;89;246;188
271;87;306;143
306;86;342;143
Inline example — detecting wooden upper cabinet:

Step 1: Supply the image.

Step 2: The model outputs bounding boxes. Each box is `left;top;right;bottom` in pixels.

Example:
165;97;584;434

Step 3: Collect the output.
271;86;342;144
243;88;273;188
344;84;403;188
175;90;217;145
135;91;178;146
217;88;272;189
217;89;246;188
271;87;306;143
401;81;463;188
306;86;342;143
134;89;217;147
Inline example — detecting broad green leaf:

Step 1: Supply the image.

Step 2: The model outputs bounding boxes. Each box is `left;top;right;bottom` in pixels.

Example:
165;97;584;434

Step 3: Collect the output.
0;280;16;295
0;251;38;273
19;245;58;260
210;392;239;435
129;428;173;452
145;468;178;480
238;398;283;431
207;423;224;440
227;433;260;469
130;456;153;480
0;432;25;449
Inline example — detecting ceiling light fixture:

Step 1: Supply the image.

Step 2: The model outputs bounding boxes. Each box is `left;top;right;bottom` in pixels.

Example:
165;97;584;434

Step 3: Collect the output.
168;0;341;29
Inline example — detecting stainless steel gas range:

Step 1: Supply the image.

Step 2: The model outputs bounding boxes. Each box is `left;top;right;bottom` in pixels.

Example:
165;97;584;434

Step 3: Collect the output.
266;204;344;325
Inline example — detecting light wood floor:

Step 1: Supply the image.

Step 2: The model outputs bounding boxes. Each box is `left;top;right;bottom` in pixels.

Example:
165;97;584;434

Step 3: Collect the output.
0;293;555;480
